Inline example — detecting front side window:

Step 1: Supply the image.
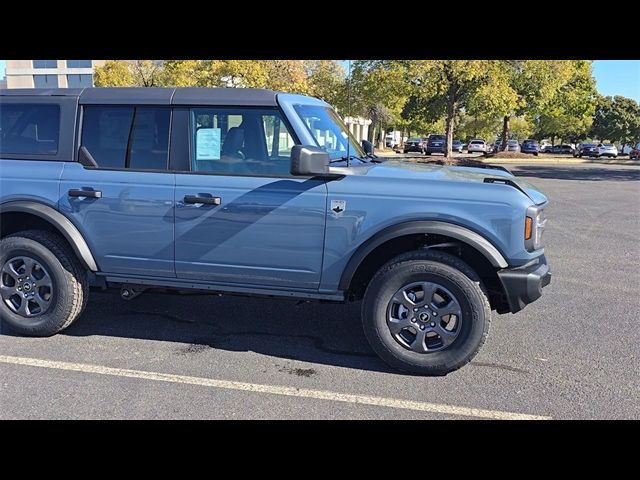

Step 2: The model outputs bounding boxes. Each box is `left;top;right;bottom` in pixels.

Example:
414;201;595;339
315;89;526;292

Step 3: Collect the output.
190;108;296;176
66;60;92;68
33;75;58;88
0;103;60;155
293;105;365;161
67;74;93;88
33;60;57;69
81;106;170;170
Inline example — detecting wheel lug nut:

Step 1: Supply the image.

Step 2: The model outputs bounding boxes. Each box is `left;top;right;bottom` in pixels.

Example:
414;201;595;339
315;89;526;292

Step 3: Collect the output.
432;311;437;316
413;308;418;312
411;318;417;323
420;325;425;330
431;322;436;327
18;287;22;291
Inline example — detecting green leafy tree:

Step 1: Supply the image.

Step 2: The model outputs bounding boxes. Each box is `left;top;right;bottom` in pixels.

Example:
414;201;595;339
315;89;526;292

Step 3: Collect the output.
534;61;598;143
305;60;347;109
94;60;164;87
590;95;640;148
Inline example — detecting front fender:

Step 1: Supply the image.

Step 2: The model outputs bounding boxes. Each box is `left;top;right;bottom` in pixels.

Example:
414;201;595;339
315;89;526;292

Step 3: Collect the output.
337;220;508;291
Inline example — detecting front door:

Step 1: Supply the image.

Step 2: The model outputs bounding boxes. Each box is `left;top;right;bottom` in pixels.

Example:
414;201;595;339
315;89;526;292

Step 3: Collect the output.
174;106;327;290
59;105;175;277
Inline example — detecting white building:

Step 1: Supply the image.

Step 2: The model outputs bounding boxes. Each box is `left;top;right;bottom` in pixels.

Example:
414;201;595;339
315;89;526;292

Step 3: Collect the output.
4;60;106;88
343;116;371;143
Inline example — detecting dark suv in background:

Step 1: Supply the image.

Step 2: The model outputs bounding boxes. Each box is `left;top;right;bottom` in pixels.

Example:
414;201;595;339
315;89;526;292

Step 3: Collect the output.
574;143;596;157
426;134;446;155
403;137;426;154
521;139;539;156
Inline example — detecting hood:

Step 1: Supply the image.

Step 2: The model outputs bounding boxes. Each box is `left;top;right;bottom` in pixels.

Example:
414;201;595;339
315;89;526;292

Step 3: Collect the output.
364;159;548;205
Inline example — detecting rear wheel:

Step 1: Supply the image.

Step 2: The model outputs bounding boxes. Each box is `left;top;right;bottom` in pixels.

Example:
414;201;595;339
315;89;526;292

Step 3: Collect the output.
0;230;88;336
362;250;491;375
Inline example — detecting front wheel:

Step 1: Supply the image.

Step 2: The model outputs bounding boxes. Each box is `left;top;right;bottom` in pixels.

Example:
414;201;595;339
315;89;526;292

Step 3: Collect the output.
362;250;491;375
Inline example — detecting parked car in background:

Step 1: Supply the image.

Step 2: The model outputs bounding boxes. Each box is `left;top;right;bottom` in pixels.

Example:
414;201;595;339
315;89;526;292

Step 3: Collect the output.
629;143;640;160
551;144;574;154
467;139;488;154
574;143;597;158
507;140;521;153
521;139;539;156
451;140;463;153
403;137;426;154
492;139;502;153
595;143;618;158
539;141;551;152
542;145;554;153
425;134;447;155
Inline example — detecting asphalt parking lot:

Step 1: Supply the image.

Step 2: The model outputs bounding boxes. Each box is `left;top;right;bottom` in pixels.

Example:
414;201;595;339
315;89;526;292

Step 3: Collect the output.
1;161;639;419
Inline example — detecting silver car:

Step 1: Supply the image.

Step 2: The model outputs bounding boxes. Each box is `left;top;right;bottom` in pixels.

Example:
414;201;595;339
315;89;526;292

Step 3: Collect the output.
507;140;521;152
467;139;487;153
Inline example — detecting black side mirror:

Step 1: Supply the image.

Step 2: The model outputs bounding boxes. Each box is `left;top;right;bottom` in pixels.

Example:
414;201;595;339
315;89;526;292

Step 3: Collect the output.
290;145;332;176
362;140;374;155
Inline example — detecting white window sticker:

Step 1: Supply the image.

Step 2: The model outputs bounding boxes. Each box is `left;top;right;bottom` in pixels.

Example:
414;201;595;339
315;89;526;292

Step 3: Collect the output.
196;128;221;160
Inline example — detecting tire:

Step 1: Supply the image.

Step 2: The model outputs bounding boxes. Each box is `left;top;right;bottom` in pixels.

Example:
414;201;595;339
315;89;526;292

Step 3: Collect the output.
362;250;491;375
0;230;88;336
425;152;431;156
534;153;539;157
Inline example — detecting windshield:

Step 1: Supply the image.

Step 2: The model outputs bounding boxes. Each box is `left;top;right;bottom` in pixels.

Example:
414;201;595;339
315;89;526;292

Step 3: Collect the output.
293;104;366;161
429;135;446;141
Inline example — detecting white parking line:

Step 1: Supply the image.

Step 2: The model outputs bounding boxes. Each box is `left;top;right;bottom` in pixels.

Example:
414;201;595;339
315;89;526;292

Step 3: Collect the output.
0;354;551;420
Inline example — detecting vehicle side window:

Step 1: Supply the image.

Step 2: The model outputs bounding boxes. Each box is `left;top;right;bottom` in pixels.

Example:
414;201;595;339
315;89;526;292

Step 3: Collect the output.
0;103;60;155
81;106;170;170
190;108;296;176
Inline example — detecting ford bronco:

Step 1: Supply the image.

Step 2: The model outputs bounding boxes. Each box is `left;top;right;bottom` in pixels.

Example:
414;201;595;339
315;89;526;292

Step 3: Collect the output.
0;87;550;375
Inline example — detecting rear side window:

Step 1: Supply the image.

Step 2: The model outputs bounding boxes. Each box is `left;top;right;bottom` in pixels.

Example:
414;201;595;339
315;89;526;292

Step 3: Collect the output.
0;103;60;155
81;106;171;170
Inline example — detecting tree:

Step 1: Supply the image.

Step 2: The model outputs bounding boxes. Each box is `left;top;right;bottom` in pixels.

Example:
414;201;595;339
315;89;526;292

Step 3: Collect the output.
534;61;598;143
94;60;164;87
305;60;347;109
407;60;506;156
349;61;411;146
491;61;577;151
590;95;640;148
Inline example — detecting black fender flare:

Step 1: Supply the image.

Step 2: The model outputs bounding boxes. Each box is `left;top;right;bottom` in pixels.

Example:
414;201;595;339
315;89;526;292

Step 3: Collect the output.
0;200;98;272
338;220;509;291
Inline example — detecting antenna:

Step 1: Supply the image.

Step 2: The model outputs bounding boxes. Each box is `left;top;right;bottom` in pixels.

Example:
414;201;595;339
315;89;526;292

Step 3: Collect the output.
346;59;352;167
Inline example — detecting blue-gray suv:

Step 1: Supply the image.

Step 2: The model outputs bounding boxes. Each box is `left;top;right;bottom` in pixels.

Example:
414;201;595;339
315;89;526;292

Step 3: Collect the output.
0;87;551;375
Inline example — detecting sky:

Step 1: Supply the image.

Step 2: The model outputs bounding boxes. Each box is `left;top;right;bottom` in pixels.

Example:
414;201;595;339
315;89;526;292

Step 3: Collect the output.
1;60;638;101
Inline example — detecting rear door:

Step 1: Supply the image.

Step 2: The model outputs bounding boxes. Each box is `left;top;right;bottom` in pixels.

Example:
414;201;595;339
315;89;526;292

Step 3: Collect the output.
173;106;327;290
59;105;176;277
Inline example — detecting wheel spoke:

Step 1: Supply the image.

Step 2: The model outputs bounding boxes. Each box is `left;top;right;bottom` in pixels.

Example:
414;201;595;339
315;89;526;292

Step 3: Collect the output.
34;293;51;311
0;284;18;299
392;290;416;310
388;316;413;335
438;300;461;318
1;261;21;280
16;298;29;316
411;329;427;353
433;323;458;347
22;257;35;277
34;273;52;289
421;282;438;306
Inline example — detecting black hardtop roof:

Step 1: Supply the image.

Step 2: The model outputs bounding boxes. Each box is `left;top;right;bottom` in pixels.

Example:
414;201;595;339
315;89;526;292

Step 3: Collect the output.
0;87;279;106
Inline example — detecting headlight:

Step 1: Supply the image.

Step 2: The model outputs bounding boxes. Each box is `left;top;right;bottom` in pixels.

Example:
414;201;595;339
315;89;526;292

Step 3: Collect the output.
525;206;546;251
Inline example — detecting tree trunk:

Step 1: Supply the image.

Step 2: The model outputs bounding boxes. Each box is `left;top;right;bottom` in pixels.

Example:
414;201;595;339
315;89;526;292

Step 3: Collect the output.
379;127;386;150
445;90;457;158
500;115;510;152
370;124;377;146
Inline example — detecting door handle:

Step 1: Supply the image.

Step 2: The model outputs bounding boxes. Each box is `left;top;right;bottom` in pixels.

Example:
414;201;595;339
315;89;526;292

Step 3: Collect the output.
68;189;102;199
184;195;221;206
